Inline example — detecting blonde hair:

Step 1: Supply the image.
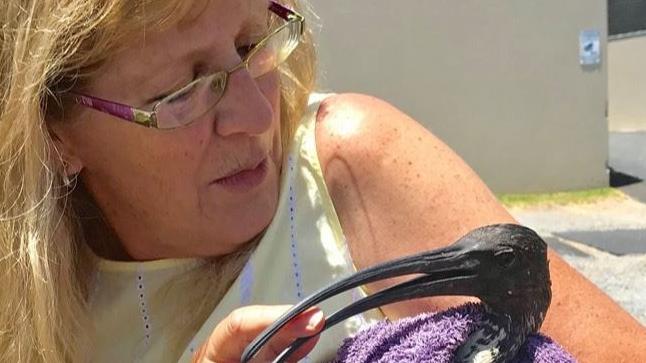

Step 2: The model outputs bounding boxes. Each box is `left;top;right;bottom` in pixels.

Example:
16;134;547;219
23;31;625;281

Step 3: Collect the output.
0;1;317;361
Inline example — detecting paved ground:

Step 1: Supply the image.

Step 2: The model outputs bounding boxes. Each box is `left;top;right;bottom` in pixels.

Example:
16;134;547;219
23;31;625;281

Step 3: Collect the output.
509;196;646;326
506;131;646;327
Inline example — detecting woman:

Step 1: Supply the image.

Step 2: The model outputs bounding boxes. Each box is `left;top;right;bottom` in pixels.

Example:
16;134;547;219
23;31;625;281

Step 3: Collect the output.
1;0;644;362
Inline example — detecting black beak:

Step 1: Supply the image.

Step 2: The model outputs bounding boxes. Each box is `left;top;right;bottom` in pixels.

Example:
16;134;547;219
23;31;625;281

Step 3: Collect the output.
241;242;488;363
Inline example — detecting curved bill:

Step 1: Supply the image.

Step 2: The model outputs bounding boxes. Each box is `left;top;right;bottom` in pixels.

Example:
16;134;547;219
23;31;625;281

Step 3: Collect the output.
273;272;481;362
241;243;479;362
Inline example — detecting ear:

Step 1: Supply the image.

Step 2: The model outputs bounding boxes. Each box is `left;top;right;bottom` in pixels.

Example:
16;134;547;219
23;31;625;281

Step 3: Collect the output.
47;124;84;176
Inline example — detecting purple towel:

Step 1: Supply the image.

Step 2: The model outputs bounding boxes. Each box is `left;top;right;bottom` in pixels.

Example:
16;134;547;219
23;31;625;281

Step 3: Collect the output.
333;303;575;363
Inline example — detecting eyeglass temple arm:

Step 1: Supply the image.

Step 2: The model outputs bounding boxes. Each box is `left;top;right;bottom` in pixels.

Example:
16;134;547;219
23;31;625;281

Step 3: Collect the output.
269;1;301;21
71;93;154;126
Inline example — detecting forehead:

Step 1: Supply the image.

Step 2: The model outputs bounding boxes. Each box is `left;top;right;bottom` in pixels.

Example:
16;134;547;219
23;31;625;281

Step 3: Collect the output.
87;0;269;99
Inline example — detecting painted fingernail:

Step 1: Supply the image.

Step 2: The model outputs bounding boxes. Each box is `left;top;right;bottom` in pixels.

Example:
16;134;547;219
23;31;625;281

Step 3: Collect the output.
306;310;324;331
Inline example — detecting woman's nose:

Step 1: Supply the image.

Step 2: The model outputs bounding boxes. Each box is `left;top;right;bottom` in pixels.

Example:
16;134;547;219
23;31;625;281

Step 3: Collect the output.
212;67;275;137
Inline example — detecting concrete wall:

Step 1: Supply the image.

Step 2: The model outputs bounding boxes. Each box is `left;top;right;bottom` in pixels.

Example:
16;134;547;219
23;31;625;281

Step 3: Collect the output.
608;36;646;131
310;0;609;193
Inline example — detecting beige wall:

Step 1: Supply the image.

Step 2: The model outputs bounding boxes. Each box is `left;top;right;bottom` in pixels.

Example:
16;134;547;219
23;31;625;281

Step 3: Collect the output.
310;0;609;193
609;36;646;131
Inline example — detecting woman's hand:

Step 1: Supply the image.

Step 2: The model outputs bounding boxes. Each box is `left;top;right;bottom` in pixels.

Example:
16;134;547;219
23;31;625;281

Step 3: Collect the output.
192;305;325;363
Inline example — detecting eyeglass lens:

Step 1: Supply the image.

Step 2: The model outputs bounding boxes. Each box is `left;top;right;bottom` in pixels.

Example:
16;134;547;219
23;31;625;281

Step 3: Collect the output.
154;22;296;129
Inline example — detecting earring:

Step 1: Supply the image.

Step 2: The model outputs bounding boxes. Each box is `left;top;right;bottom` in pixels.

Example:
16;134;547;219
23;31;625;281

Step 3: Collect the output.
63;173;72;187
61;160;76;188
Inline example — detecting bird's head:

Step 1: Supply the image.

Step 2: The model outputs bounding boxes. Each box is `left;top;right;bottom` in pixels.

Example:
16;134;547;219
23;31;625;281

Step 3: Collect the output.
447;224;552;332
443;224;552;363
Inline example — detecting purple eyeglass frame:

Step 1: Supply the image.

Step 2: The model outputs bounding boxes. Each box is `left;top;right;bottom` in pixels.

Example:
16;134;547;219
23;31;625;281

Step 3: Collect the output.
68;1;302;129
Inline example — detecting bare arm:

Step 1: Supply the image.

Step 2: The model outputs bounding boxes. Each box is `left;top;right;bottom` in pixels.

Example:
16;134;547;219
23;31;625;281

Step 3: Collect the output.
316;93;646;363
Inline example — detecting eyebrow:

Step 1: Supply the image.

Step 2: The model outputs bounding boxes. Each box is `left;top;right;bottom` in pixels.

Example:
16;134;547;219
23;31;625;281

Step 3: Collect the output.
142;74;190;105
138;46;213;105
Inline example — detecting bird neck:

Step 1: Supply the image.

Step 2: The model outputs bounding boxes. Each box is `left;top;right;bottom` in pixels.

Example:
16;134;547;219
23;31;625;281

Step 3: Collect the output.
453;305;531;363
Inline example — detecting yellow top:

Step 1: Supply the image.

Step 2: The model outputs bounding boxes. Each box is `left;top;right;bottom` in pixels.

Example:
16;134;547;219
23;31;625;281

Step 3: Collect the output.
89;94;384;362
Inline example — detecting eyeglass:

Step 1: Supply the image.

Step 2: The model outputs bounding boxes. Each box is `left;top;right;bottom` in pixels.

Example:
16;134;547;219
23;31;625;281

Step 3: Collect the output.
68;1;304;130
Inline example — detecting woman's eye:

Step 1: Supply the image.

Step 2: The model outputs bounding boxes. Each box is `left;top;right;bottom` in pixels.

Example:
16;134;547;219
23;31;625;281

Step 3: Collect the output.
148;87;188;107
166;86;194;104
237;43;258;58
149;71;202;105
148;92;169;106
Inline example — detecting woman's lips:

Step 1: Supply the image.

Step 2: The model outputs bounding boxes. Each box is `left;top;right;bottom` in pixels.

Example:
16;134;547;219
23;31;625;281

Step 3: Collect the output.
212;158;268;191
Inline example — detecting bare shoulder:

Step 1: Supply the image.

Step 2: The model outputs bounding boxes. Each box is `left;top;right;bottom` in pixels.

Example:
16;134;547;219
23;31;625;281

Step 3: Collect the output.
315;93;428;165
314;92;462;198
314;93;513;314
314;92;513;245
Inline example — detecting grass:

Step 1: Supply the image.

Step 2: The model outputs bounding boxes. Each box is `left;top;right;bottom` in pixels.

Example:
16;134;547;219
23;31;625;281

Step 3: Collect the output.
497;187;624;208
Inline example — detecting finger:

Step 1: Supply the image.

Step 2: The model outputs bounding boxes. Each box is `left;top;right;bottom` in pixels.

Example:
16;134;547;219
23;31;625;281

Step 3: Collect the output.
263;311;324;363
209;305;292;362
204;305;324;363
282;334;321;363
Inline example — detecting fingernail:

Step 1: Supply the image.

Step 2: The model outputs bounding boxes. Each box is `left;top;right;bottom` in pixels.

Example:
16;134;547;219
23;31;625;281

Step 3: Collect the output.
306;310;324;331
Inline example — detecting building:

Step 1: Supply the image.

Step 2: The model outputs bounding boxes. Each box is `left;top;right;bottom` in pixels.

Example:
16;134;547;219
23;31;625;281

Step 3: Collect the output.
608;0;646;131
311;0;609;193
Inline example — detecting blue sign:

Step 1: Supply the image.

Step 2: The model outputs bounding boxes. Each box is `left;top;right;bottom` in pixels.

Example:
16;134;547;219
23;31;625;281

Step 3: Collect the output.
579;30;601;65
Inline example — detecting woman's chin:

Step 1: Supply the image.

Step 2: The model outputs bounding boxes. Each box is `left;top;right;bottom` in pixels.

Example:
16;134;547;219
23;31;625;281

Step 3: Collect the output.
205;183;279;255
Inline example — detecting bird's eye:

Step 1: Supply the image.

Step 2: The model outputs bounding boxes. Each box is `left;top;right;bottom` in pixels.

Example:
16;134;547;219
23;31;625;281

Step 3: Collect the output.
494;248;516;268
